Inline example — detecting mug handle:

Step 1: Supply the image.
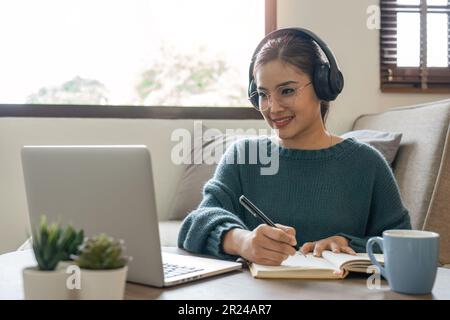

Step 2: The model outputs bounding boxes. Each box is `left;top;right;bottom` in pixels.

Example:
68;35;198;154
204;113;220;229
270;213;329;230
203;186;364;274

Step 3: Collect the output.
366;236;386;279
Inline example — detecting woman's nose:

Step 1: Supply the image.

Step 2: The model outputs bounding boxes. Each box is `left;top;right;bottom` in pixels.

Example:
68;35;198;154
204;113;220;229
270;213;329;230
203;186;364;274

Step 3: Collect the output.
268;97;285;112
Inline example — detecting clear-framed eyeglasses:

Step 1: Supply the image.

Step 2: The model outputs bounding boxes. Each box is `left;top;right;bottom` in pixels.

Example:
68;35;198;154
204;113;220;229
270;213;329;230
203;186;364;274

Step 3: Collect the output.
249;82;312;112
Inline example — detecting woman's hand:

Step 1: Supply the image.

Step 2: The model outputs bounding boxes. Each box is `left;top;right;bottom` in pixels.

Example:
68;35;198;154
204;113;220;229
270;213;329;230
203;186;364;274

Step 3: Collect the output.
299;236;356;257
223;224;297;266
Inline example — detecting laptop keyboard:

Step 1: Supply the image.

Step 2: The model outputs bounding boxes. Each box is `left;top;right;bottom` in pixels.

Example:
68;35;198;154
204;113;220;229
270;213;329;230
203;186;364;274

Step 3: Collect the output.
163;263;204;278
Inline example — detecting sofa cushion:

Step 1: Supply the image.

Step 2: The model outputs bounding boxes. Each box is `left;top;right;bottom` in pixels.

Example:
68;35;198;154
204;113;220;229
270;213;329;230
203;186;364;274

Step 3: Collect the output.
352;99;450;235
341;130;402;165
167;128;252;221
159;221;183;247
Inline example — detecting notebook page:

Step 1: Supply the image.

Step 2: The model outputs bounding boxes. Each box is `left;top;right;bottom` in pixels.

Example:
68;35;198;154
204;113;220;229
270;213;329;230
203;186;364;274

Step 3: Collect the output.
253;252;338;272
321;251;384;270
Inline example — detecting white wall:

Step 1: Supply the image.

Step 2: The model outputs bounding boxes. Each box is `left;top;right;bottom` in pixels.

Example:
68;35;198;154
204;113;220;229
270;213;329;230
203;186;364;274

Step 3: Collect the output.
0;118;268;254
277;0;449;134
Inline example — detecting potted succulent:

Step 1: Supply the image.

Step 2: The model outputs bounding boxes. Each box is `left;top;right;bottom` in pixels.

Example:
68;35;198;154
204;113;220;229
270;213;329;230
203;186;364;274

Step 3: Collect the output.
73;234;129;300
22;216;78;299
58;225;84;268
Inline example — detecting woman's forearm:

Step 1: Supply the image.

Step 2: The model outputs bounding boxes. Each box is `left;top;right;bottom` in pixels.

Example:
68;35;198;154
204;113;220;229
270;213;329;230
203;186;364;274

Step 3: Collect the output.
222;228;249;256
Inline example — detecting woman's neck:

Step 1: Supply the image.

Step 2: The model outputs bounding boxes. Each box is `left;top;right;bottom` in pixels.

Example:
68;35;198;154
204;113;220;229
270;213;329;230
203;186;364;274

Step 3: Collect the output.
275;126;340;150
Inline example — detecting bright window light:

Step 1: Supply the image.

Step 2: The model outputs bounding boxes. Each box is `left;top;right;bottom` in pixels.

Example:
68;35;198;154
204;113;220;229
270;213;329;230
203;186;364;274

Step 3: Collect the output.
427;0;448;5
427;13;448;67
397;0;420;5
0;0;265;106
397;13;421;67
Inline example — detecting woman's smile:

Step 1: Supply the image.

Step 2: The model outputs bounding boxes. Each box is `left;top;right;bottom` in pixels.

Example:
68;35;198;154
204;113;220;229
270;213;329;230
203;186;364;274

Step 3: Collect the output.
270;115;295;128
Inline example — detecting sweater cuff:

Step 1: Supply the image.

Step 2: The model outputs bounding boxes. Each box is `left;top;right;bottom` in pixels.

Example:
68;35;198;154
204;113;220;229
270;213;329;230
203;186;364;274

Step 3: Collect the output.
206;222;244;261
337;233;372;253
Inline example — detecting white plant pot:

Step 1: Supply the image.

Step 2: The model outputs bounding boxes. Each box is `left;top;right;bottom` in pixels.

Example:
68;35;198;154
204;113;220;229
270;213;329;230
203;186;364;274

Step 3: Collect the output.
23;266;70;300
58;260;76;269
79;266;128;300
58;261;82;299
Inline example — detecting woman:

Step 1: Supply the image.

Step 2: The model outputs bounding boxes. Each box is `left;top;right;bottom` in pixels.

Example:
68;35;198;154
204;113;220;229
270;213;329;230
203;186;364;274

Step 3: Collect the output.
178;28;411;266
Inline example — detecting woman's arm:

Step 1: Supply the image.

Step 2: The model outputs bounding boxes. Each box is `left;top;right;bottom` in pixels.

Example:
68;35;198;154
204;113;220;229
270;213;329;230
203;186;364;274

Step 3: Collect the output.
223;224;297;265
178;139;298;264
177;141;247;260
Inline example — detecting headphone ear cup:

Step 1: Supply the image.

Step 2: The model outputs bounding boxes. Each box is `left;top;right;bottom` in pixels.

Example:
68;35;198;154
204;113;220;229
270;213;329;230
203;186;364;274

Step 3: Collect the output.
330;70;344;96
313;63;333;101
248;79;259;108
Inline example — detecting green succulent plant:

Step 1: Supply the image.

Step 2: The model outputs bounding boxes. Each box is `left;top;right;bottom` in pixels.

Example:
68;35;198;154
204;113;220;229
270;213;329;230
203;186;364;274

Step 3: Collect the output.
74;234;128;270
31;215;85;271
59;225;84;261
31;216;64;271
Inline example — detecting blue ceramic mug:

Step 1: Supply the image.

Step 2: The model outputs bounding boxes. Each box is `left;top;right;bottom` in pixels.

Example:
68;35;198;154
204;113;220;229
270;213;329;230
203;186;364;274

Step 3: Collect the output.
367;229;439;295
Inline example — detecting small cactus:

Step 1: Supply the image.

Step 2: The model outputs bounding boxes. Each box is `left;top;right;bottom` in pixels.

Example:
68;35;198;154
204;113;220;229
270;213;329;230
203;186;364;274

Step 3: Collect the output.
32;216;64;271
74;234;128;270
59;225;84;261
31;216;84;271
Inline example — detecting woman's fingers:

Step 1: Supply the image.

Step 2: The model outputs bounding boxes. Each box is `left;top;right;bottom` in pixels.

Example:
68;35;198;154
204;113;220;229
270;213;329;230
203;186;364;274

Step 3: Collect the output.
300;242;315;255
330;241;341;253
306;236;355;257
254;246;289;265
262;225;297;246
260;234;296;256
341;246;357;255
256;233;356;264
275;224;296;237
313;242;327;257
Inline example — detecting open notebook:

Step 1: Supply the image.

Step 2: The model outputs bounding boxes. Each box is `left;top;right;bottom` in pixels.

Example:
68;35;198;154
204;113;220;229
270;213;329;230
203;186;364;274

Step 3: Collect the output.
249;250;384;279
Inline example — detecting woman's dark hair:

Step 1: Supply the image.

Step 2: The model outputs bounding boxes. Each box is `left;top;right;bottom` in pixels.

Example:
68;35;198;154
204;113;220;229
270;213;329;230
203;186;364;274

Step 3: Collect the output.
253;34;330;124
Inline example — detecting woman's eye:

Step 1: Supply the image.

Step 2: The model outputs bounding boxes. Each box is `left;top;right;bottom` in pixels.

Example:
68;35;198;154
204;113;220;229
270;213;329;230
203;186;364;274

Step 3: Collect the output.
280;87;295;95
258;92;268;99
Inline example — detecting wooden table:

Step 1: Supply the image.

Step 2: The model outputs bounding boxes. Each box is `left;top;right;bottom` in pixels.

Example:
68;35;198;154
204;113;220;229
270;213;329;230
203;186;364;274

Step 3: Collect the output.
1;247;449;300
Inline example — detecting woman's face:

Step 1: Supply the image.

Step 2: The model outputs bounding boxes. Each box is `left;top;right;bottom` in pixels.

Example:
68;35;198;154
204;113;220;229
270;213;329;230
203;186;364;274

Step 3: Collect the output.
255;59;322;141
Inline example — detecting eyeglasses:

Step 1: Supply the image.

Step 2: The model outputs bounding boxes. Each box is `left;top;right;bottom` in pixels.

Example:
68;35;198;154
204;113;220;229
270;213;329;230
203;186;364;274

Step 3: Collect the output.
249;82;312;112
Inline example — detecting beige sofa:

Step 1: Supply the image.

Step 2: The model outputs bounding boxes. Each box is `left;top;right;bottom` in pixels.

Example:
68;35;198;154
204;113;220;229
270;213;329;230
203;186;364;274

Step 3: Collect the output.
352;99;450;266
162;99;450;266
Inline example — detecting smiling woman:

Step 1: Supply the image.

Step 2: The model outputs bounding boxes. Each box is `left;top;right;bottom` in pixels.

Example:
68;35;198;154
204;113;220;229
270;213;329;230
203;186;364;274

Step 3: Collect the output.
177;28;411;266
0;0;270;110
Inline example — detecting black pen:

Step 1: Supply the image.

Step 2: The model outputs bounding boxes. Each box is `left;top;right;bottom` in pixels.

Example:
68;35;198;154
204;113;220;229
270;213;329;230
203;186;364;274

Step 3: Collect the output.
239;195;306;257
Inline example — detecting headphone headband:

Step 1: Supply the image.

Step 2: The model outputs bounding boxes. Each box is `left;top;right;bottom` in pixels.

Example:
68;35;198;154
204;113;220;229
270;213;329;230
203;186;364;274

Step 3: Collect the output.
248;27;344;105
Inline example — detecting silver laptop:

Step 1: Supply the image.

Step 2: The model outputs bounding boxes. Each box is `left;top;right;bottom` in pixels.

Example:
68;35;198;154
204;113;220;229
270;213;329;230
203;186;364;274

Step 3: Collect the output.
21;145;241;287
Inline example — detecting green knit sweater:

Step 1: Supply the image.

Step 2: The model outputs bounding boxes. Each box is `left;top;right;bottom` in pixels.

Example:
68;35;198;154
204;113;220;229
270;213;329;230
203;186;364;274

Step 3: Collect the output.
178;136;411;260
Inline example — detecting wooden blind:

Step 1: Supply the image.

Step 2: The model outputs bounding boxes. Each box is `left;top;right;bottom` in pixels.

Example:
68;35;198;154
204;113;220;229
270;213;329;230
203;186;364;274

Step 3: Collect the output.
380;0;450;92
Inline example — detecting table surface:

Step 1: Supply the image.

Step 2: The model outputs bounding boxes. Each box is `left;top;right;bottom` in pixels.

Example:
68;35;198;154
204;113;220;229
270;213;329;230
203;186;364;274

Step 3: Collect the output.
1;247;449;300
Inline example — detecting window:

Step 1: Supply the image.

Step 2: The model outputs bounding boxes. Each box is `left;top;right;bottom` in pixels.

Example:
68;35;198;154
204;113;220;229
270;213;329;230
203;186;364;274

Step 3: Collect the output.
380;0;450;92
0;0;274;110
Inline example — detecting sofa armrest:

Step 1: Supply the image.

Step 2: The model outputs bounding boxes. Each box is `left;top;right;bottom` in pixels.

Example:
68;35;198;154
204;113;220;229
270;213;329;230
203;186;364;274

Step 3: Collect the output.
423;125;450;265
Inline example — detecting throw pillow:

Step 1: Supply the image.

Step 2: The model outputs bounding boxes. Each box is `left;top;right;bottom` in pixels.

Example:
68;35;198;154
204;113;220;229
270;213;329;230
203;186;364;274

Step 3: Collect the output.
341;129;402;165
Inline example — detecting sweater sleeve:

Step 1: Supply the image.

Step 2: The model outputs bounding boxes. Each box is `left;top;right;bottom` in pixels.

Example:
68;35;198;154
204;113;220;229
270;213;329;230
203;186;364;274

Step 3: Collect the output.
338;149;412;252
177;141;248;260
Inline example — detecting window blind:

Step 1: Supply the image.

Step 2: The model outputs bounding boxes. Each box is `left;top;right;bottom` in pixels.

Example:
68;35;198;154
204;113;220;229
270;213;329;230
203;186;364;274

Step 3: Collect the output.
380;0;450;92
